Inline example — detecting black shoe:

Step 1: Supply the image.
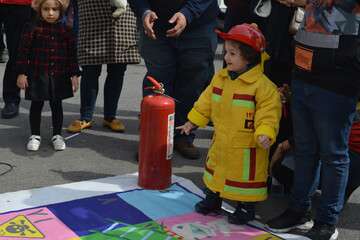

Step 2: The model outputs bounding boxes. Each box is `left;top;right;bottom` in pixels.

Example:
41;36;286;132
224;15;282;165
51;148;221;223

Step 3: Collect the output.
1;103;19;119
305;222;338;240
174;138;200;160
266;208;313;233
228;202;255;225
195;188;222;215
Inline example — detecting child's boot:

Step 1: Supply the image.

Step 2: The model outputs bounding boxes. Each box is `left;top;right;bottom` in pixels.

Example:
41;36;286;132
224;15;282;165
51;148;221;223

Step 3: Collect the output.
228;202;255;225
195;188;222;215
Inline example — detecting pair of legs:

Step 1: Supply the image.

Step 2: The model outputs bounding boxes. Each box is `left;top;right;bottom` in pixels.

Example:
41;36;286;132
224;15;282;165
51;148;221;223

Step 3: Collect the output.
195;188;256;225
27;100;65;151
80;63;127;122
290;80;356;225
0;4;32;118
268;80;357;239
67;63;127;133
30;100;63;136
139;22;217;158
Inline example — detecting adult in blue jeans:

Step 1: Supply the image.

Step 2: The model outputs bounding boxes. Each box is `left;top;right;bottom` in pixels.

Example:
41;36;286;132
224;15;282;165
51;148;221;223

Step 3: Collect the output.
67;1;140;133
129;0;218;159
266;0;360;239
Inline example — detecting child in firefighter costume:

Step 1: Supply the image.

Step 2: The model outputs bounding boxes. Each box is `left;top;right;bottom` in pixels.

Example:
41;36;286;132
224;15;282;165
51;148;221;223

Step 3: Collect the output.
177;23;282;224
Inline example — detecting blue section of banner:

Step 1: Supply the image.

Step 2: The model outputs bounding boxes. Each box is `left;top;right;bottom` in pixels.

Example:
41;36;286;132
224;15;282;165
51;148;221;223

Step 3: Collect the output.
117;183;202;220
48;193;151;236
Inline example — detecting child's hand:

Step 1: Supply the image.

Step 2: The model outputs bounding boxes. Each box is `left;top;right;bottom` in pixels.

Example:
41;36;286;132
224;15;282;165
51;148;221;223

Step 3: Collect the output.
17;74;28;89
176;121;197;135
269;140;291;175
257;135;271;149
71;76;80;92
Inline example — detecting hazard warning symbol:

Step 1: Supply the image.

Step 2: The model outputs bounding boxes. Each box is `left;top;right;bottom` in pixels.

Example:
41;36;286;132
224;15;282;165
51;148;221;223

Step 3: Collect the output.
0;208;79;240
0;215;44;238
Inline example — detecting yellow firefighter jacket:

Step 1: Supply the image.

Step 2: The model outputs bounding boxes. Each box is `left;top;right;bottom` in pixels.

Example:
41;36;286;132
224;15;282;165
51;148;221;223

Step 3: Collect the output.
188;64;282;202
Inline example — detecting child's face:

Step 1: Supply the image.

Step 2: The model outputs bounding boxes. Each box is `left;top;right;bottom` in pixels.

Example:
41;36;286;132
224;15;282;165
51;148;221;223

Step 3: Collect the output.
224;40;249;73
41;0;61;23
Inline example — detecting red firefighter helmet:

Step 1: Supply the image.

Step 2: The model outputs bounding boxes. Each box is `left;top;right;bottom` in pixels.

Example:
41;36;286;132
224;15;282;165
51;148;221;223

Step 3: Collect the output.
216;23;266;52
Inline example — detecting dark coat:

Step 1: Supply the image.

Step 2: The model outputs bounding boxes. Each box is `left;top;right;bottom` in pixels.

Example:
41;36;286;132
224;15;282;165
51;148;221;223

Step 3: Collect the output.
16;20;80;101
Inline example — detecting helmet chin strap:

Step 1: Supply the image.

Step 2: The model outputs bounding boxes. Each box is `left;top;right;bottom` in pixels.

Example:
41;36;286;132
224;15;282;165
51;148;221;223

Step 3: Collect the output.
260;51;270;73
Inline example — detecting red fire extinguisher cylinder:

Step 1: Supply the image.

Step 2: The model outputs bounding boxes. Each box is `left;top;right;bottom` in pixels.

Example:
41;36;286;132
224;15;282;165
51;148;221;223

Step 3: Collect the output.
138;77;175;190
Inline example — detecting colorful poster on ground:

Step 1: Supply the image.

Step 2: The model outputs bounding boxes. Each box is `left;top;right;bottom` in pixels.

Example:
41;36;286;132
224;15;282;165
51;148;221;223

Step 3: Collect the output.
0;174;304;239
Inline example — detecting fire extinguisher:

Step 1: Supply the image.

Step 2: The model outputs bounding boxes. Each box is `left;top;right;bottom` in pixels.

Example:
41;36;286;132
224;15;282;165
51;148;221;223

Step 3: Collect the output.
138;76;175;190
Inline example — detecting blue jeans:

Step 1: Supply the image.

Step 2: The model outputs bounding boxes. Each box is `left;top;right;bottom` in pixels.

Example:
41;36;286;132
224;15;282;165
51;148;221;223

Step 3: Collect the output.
80;64;127;121
290;79;357;225
139;22;217;142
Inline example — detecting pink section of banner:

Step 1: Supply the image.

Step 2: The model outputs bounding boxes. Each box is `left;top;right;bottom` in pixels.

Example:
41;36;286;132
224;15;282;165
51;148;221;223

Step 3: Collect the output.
158;212;279;240
0;207;79;239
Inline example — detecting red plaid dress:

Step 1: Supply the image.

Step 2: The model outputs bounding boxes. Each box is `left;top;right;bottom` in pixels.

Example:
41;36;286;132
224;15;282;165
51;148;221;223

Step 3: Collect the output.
16;20;80;101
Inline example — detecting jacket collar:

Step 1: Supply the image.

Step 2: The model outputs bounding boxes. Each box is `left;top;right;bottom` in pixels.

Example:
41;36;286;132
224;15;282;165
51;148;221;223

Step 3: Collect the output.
219;52;270;84
219;64;262;83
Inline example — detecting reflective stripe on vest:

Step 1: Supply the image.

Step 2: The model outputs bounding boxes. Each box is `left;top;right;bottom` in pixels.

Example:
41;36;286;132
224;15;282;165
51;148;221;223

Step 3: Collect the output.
295;30;340;49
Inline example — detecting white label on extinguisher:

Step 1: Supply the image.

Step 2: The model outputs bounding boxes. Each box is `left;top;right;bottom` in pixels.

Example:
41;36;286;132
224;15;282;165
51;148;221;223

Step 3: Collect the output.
167;113;175;160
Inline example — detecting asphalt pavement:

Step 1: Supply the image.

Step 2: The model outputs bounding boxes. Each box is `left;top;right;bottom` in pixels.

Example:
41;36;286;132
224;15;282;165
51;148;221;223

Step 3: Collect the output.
0;53;359;239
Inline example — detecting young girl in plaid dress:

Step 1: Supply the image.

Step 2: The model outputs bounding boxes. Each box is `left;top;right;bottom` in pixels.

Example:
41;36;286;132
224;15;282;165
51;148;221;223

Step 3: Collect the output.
16;0;80;151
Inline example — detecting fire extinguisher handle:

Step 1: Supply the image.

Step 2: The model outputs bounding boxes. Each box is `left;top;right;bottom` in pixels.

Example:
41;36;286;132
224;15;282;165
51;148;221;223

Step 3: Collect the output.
146;76;162;90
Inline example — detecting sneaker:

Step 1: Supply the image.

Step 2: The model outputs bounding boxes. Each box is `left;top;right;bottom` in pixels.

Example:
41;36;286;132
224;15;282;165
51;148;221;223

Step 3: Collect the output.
266;208;314;233
305;222;338;240
103;118;125;132
228;203;255;225
1;102;19;119
67;120;92;133
52;135;66;151
195;188;222;215
174;138;200;160
27;135;41;151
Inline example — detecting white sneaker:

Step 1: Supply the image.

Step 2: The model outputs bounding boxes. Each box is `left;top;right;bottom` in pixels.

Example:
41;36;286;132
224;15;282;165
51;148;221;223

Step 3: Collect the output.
27;135;41;151
52;135;66;151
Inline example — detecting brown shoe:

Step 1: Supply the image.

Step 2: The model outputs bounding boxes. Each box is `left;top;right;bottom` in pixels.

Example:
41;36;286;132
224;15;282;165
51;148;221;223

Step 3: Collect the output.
67;120;92;133
174;138;200;159
103;118;125;132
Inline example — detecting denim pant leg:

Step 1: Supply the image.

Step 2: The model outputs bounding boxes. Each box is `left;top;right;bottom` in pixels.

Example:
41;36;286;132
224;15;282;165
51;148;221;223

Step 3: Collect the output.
80;65;102;121
291;79;321;213
174;22;217;142
311;86;356;225
139;30;177;98
291;79;357;225
103;63;127;119
2;5;32;104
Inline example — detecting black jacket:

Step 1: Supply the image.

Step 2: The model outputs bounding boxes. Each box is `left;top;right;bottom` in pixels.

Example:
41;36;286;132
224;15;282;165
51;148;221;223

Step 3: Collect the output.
129;0;219;32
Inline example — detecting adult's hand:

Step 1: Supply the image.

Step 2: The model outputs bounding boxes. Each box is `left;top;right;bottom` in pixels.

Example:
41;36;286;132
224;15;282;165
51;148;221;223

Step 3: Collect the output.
166;12;187;38
143;10;158;40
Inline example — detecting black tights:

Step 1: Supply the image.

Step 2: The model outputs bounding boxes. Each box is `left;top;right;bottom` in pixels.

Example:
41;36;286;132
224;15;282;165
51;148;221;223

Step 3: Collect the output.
29;100;63;136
